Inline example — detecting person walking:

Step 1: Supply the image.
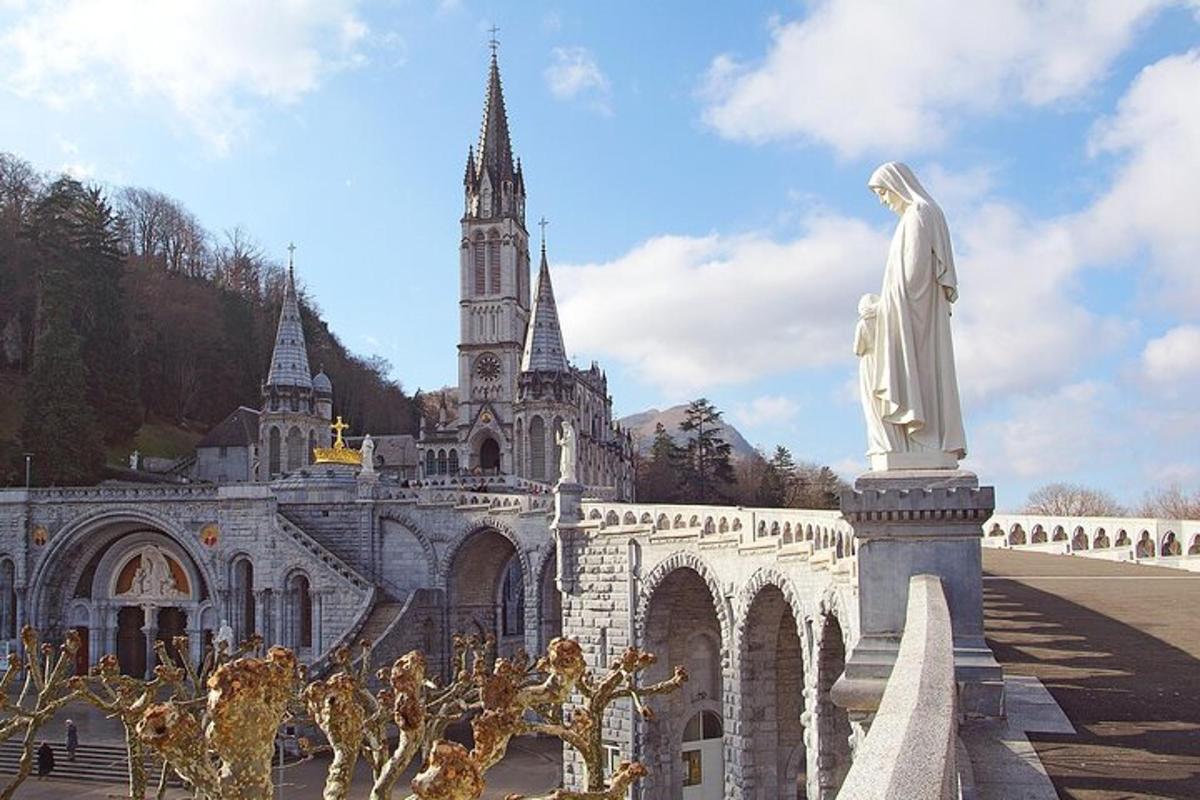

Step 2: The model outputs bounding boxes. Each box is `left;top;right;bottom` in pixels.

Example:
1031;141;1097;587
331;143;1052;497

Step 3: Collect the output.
65;719;78;761
36;741;54;779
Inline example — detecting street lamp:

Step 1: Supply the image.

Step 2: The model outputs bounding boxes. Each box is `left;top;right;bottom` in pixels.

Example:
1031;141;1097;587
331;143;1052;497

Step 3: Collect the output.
22;454;32;489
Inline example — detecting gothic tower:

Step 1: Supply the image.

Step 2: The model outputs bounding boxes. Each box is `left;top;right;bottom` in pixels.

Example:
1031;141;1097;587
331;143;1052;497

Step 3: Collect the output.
258;252;332;479
456;50;531;474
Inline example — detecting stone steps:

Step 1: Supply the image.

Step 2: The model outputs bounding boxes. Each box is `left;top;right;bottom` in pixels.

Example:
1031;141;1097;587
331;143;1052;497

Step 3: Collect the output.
357;601;407;645
0;739;179;786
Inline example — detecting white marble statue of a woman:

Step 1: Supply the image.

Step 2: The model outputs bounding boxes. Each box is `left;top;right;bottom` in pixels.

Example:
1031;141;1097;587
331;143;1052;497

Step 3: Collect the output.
556;420;577;485
863;162;967;470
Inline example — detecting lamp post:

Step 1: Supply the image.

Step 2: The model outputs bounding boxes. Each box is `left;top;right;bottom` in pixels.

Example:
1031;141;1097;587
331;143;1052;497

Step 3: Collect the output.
22;453;32;489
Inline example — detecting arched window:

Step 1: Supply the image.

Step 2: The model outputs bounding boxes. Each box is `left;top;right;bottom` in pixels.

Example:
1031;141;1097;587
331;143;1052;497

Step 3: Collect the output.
448;450;459;475
425;449;436;477
268;427;282;477
286;427;304;472
0;559;15;640
488;235;501;294
290;574;312;649
474;235;486;295
233;559;255;641
529;417;546;481
501;558;524;636
437;449;448;475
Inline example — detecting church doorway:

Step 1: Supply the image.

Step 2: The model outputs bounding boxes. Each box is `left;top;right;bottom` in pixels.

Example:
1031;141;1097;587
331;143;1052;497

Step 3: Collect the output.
117;606;146;677
479;437;500;473
73;627;89;676
157;607;188;667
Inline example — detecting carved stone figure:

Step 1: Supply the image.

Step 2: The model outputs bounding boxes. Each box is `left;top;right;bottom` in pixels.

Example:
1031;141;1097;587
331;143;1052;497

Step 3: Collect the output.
556;420;577;484
215;620;235;653
360;434;375;475
863;162;967;470
854;293;896;457
117;545;184;600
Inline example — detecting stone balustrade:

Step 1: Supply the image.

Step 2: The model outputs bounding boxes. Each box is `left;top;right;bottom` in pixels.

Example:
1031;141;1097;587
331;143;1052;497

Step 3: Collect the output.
983;512;1200;572
577;500;854;555
837;574;958;800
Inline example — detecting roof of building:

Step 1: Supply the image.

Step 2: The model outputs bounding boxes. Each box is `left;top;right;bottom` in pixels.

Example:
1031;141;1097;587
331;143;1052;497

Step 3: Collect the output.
475;53;516;189
346;434;418;468
197;406;260;449
266;260;313;390
521;243;569;373
312;369;333;394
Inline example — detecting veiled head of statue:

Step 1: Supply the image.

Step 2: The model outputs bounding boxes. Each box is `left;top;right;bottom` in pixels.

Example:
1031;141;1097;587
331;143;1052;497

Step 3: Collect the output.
868;162;937;214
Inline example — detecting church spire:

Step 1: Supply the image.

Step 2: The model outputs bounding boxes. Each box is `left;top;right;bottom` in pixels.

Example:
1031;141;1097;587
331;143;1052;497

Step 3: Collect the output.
521;221;568;373
466;43;524;222
266;243;313;390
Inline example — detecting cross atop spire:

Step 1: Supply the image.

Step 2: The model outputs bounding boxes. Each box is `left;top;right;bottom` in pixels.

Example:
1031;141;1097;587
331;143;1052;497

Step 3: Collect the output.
538;216;549;254
287;242;296;276
487;24;500;56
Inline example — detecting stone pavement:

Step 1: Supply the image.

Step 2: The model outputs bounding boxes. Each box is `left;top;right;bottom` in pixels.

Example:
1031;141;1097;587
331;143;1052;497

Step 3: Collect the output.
982;548;1200;800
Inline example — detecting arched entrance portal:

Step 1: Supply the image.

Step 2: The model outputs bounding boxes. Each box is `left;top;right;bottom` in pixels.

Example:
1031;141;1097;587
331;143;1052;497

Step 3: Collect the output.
479;437;501;473
642;567;724;800
741;584;806;798
30;519;213;680
814;613;852;797
446;529;525;661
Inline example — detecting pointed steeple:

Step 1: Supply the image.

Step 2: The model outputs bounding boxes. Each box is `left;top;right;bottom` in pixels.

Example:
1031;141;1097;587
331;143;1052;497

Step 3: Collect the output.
266;245;313;390
521;233;568;373
476;51;516;187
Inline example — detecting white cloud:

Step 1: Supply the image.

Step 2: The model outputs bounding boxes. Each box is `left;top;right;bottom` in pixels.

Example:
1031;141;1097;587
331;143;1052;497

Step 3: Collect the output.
1078;48;1200;309
0;0;369;153
733;395;800;429
544;46;611;114
1142;325;1200;383
700;0;1171;157
555;215;884;393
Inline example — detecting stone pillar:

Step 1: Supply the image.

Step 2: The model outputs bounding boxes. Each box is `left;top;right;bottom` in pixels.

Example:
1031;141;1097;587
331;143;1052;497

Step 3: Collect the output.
553;481;583;533
255;591;269;644
833;469;1003;718
143;604;157;681
312;591;324;655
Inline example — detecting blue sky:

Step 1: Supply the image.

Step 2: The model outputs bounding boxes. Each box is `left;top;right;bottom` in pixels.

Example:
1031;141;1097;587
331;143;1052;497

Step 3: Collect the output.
2;1;1199;509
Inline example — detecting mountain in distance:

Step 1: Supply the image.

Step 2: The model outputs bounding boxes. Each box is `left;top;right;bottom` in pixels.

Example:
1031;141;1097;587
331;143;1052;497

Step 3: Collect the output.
618;405;757;461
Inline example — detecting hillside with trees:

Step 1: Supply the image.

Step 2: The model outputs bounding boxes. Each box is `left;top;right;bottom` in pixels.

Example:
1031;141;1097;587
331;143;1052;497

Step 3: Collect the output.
0;152;417;486
633;397;849;508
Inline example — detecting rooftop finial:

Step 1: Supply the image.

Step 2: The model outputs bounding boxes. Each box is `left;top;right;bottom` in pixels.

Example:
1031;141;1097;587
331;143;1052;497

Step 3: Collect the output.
487;24;500;57
287;242;297;277
538;215;549;256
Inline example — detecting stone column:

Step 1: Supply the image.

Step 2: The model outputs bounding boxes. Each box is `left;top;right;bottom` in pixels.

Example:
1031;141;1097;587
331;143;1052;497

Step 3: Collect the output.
312;591;324;655
143;604;158;680
833;469;1003;718
254;590;270;644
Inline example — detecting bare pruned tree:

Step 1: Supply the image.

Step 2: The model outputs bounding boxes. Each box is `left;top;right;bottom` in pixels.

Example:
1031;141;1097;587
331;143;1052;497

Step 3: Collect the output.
213;226;266;299
1023;482;1125;516
1138;484;1200;520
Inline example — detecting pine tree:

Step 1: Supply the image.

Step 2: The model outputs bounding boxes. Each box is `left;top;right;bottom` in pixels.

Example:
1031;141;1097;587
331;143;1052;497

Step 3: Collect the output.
20;316;104;484
758;445;796;507
75;186;141;443
678;398;735;503
636;423;684;503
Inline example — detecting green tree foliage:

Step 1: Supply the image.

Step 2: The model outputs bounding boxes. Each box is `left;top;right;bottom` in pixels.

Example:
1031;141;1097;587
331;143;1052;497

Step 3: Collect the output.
677;398;735;503
636;423;684;503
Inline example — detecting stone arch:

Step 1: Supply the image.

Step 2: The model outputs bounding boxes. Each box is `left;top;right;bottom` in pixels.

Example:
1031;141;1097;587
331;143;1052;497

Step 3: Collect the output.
1031;524;1047;544
1072;527;1089;551
442;520;532;659
285;426;305;473
812;606;853;796
1116;529;1131;547
1009;524;1026;546
28;507;218;633
640;512;653;525
1093;528;1110;549
606;510;620;527
674;514;686;530
1189;534;1200;555
624;511;637;526
0;557;15;641
533;546;562;653
1136;531;1155;558
282;568;313;651
656;514;669;530
1161;531;1182;557
719;517;729;534
637;554;729;799
1052;525;1067;542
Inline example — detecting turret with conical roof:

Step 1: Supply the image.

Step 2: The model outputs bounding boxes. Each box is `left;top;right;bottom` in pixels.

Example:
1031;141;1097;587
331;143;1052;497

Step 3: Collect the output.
465;52;525;223
266;256;312;391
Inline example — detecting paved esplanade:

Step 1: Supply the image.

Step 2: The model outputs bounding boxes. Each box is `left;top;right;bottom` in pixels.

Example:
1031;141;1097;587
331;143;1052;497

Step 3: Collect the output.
983;549;1200;799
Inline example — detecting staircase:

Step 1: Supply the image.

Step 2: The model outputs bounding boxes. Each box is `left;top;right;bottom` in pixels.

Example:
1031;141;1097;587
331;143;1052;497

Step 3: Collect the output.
358;601;407;645
0;739;179;786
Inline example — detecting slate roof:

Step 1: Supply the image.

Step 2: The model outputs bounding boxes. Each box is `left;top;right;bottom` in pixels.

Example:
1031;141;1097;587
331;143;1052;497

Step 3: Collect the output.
521;244;569;373
197;406;260;449
266;264;313;390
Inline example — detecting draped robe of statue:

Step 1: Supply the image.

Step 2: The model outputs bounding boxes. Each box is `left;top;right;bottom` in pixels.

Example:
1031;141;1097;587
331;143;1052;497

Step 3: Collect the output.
866;162;967;469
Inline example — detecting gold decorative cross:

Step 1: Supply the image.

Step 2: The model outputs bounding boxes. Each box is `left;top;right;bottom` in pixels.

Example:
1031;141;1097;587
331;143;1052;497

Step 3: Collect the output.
331;416;349;447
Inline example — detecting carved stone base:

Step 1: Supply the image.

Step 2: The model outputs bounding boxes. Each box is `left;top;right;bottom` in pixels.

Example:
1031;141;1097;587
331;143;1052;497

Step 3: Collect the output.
554;482;583;527
838;468;1005;718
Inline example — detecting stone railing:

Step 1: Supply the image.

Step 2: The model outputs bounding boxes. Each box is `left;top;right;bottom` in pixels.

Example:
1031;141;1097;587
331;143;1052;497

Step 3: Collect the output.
577;500;854;557
374;487;555;515
983;512;1200;571
838;574;957;800
0;485;220;503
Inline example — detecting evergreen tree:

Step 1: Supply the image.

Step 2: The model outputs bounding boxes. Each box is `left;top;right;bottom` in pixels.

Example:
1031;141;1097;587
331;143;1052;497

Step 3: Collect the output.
758;445;796;507
678;398;735;503
20;317;104;484
636;422;684;503
75;186;141;443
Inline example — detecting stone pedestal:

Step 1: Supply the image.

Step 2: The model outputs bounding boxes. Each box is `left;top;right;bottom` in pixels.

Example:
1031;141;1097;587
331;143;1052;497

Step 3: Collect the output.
834;469;1004;719
554;481;583;528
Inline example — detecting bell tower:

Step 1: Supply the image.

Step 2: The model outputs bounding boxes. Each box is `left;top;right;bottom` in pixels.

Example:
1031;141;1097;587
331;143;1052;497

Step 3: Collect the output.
456;40;531;474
